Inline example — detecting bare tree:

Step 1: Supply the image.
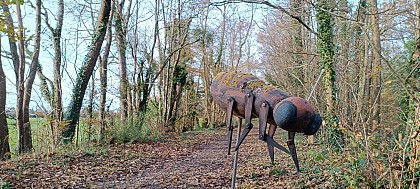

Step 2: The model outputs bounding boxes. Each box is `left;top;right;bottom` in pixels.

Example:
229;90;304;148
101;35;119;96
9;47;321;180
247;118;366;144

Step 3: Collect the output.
59;0;112;144
21;0;42;153
99;0;114;142
114;0;132;121
43;0;65;141
4;0;42;154
369;0;382;129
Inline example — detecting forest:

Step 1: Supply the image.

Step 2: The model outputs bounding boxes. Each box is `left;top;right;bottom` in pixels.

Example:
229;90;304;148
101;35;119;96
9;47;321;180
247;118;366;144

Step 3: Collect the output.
0;0;419;188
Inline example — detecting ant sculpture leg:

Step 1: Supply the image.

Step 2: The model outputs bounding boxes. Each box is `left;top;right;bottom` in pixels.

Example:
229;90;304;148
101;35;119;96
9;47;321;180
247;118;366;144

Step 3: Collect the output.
258;101;290;164
267;124;277;164
287;131;300;172
235;92;254;151
226;97;235;155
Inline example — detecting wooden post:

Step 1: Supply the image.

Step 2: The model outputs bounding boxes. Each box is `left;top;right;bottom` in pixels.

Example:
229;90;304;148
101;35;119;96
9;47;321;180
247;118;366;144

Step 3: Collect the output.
307;69;324;144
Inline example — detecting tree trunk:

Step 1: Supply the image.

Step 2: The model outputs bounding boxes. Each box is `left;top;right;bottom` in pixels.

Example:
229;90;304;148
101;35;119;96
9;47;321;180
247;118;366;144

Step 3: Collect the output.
41;0;64;144
99;1;114;142
355;0;369;127
21;0;42;153
59;0;112;144
15;0;33;154
88;73;95;143
115;0;132;121
369;0;382;130
0;37;11;160
52;0;64;140
316;0;339;142
291;0;304;96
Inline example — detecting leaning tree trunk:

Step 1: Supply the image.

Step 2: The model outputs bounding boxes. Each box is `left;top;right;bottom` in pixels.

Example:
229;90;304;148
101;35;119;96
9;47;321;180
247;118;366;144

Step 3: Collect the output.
59;0;112;144
0;37;11;160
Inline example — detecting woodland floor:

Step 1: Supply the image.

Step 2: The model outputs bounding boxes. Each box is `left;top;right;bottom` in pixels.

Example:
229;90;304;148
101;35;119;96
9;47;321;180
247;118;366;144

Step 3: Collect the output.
0;127;344;188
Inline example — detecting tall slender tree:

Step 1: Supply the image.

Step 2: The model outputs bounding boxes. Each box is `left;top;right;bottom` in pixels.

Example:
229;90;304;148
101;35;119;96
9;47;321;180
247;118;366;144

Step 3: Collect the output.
369;0;382;128
4;0;42;154
114;0;132;121
290;0;305;96
99;1;114;142
21;0;42;153
59;0;112;144
43;0;64;139
316;0;339;146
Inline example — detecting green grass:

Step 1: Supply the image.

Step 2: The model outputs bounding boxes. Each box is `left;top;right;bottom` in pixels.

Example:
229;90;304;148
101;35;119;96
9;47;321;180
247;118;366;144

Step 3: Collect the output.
5;111;164;158
109;116;164;144
6;119;17;154
7;117;51;156
6;117;110;157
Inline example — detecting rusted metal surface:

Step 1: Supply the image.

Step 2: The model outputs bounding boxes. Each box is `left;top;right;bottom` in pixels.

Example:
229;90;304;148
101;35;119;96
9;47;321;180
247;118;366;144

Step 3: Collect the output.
211;71;322;173
211;71;321;134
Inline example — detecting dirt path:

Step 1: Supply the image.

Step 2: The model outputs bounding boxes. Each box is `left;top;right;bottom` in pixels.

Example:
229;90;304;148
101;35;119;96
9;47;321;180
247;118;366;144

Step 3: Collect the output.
0;128;321;188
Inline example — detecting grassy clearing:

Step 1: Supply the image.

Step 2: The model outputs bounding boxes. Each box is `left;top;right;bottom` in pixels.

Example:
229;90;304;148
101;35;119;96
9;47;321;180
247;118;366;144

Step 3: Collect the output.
5;114;164;158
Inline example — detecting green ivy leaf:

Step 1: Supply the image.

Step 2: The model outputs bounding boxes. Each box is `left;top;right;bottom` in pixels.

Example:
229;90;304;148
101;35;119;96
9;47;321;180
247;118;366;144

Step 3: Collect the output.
315;154;325;162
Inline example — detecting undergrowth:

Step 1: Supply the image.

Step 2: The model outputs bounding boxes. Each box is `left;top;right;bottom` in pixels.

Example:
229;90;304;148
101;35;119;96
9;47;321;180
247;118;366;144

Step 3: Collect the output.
109;114;163;144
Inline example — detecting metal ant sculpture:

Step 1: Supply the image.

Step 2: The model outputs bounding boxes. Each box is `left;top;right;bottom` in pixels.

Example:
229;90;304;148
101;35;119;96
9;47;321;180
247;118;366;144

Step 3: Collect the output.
210;71;322;175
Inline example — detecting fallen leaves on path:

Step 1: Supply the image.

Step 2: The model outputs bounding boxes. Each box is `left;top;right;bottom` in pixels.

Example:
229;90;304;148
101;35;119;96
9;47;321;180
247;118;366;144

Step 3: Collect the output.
0;128;346;188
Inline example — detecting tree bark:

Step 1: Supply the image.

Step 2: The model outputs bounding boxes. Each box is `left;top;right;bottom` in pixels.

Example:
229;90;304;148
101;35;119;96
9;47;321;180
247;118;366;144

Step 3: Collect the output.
59;0;112;144
115;0;131;121
369;0;382;129
290;0;304;96
354;0;368;127
15;0;33;154
99;1;114;142
0;37;11;160
20;0;42;153
316;0;338;130
51;0;64;140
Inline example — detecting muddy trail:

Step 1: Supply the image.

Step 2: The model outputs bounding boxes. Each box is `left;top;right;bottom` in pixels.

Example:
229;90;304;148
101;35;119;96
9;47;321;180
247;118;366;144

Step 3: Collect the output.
0;128;331;188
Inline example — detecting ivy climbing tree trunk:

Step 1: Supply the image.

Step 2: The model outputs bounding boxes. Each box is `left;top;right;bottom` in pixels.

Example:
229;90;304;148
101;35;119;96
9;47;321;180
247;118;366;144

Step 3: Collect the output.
0;37;11;160
114;0;131;121
316;0;339;145
59;0;112;144
408;1;420;186
290;0;304;96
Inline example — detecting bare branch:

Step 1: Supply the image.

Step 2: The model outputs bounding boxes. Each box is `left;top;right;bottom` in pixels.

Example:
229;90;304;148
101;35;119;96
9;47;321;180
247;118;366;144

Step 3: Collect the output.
210;0;319;37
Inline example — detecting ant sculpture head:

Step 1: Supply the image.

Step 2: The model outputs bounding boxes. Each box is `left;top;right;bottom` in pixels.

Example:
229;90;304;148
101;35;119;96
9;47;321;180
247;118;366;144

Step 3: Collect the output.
273;97;322;135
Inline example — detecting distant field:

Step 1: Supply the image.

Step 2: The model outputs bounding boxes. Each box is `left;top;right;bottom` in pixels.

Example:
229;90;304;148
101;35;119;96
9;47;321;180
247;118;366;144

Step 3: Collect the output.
6;117;98;156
